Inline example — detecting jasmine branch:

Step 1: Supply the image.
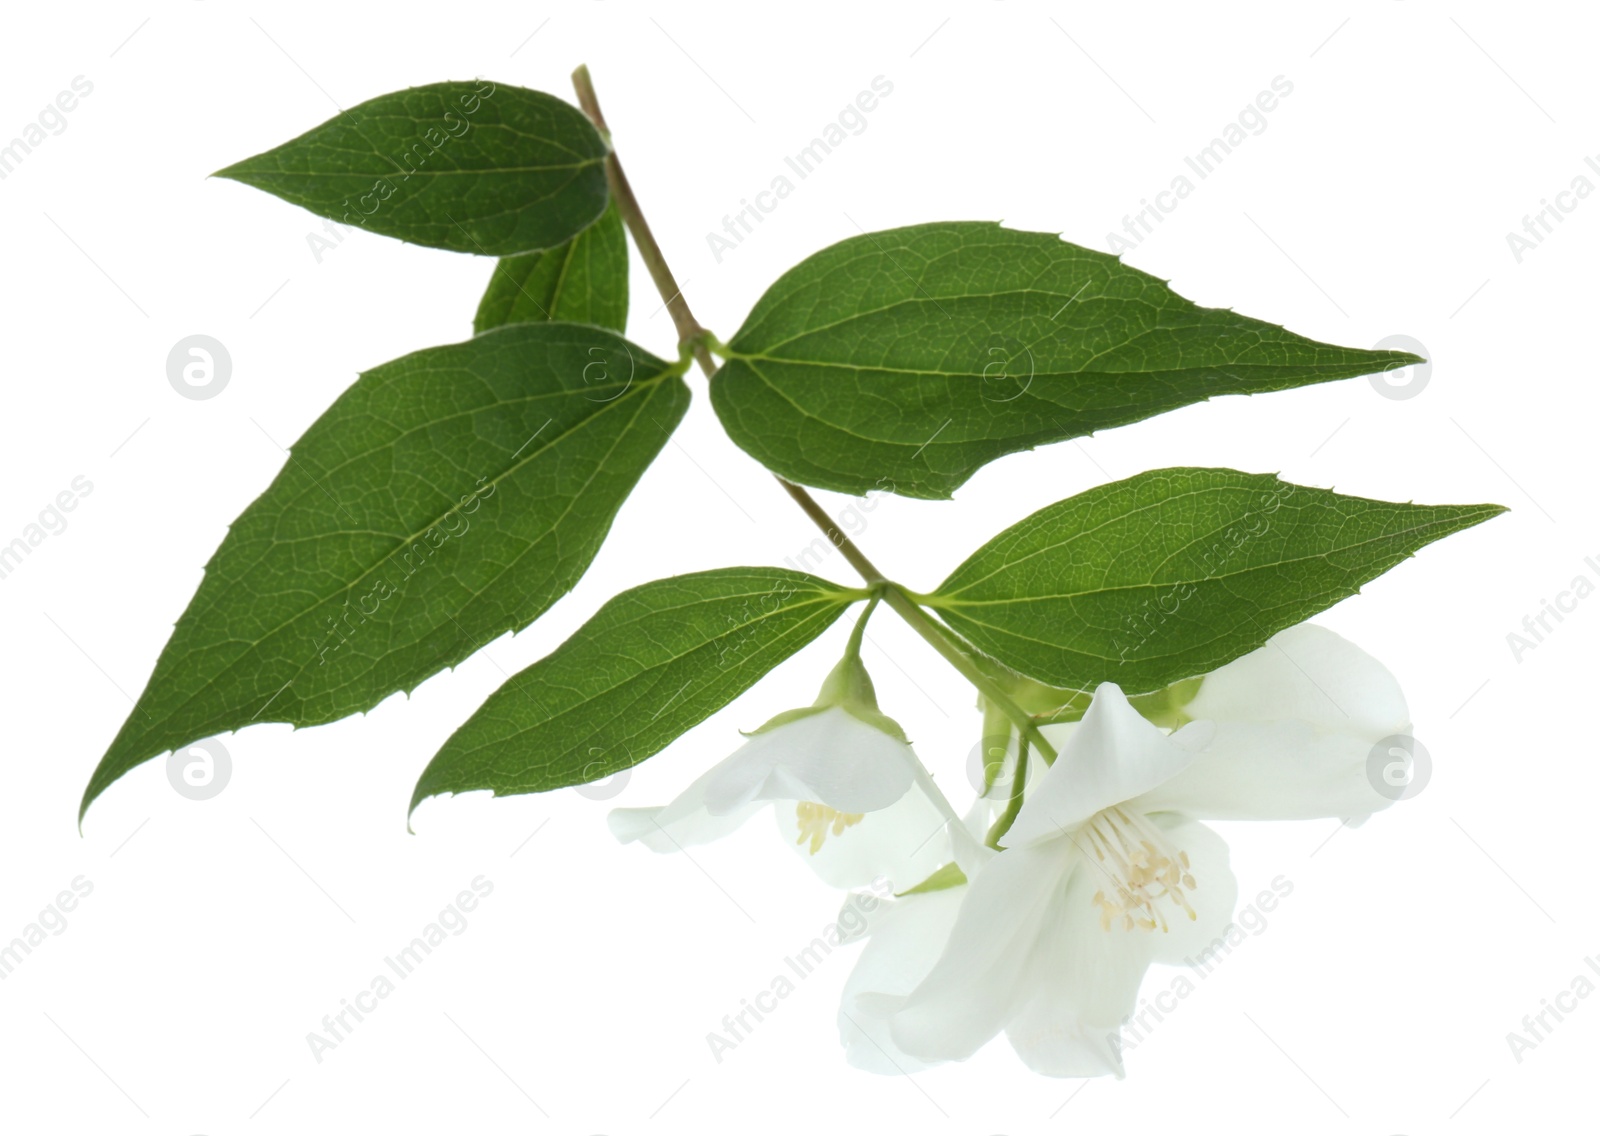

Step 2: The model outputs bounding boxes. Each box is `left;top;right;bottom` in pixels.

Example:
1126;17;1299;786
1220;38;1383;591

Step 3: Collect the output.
569;63;1057;764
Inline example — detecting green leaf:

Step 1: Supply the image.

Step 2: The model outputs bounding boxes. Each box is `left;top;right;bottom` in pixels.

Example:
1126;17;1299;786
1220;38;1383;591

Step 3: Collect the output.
711;222;1423;499
473;199;628;334
926;468;1504;692
410;569;860;813
82;324;689;822
216;80;609;256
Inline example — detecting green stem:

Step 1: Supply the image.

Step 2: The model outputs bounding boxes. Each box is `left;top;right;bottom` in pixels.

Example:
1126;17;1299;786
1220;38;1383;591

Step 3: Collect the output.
978;698;1012;793
571;66;715;377
986;735;1029;849
842;592;881;661
572;65;892;591
569;64;1053;764
772;476;888;586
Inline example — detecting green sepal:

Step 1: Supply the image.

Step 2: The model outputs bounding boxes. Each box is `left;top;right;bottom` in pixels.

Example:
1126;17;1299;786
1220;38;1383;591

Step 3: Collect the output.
898;861;968;896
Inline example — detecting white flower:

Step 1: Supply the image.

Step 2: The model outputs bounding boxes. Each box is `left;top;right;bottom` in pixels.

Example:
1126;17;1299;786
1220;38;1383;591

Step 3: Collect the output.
1137;623;1413;822
841;623;1409;1077
609;655;974;891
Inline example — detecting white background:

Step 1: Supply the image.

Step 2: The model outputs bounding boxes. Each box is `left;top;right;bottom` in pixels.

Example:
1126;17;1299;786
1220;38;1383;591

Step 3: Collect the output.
1;2;1593;1132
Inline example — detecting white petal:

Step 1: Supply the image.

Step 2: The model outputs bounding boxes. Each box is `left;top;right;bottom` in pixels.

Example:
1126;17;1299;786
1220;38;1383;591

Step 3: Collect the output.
1001;823;1232;1075
961;793;999;843
775;780;953;891
1004;861;1155;1077
1132;625;1412;821
888;841;1072;1063
607;752;765;851
608;705;918;855
1139;817;1238;964
838;888;966;1074
703;705;915;815
1185;623;1409;739
1005;684;1213;846
834;885;896;947
607;799;765;852
953;795;1001;881
1131;720;1398;821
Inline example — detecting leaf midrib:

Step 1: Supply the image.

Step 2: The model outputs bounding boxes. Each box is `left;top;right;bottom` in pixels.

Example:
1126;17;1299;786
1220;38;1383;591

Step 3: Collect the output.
235;158;606;179
936;510;1489;608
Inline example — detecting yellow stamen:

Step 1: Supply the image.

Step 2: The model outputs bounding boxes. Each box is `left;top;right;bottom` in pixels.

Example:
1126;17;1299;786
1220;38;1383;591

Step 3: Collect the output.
1084;806;1198;933
794;802;865;854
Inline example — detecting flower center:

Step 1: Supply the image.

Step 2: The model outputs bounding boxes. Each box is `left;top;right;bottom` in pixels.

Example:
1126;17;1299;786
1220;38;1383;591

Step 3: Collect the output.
1083;806;1197;933
794;802;865;854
